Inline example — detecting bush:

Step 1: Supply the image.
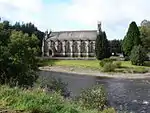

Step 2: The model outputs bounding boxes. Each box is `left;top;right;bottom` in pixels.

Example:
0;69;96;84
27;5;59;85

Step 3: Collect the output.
100;58;113;67
103;63;115;72
36;76;69;97
130;45;147;66
132;67;148;73
113;61;122;68
0;85;115;113
77;85;107;111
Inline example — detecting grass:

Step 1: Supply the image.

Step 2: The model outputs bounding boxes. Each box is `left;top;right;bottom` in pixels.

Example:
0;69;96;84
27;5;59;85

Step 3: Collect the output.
119;61;150;73
0;85;115;113
40;59;101;70
39;59;150;73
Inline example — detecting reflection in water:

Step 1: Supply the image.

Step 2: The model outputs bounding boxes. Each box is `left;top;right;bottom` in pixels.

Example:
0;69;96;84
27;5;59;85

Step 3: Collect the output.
39;71;150;113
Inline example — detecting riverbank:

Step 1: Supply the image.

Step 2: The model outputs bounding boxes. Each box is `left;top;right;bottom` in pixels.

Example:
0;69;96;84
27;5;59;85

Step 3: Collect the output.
39;59;150;73
0;85;115;113
39;65;150;79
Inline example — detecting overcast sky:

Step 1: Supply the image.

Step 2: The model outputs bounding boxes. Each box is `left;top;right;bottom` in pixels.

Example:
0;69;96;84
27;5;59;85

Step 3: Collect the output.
0;0;150;39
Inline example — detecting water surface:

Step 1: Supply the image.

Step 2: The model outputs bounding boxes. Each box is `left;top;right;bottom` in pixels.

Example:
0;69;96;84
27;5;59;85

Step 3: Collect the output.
40;71;150;113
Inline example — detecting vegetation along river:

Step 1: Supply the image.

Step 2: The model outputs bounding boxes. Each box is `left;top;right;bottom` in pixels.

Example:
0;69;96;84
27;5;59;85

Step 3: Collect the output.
39;70;150;113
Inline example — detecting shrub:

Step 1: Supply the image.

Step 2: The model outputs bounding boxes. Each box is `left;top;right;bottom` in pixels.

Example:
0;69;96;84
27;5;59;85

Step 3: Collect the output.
0;85;115;113
77;85;107;111
130;45;147;66
113;61;122;68
100;58;113;67
132;67;148;73
36;76;69;97
101;108;116;113
103;63;115;72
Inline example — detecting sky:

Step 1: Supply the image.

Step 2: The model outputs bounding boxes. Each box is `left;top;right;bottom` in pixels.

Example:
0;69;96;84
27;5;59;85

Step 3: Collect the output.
0;0;150;40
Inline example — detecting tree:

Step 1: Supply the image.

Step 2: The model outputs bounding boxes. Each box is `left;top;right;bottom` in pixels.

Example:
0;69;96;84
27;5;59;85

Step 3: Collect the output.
140;20;150;52
103;32;111;58
0;27;39;87
12;22;44;55
122;21;141;56
130;45;147;66
95;31;111;60
141;20;150;27
109;39;122;55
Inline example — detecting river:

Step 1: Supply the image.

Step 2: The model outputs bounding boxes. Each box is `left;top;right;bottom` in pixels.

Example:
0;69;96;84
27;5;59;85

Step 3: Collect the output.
39;70;150;113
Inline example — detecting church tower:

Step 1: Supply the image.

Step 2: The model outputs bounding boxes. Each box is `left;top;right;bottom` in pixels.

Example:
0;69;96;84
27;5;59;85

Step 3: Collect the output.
97;21;102;33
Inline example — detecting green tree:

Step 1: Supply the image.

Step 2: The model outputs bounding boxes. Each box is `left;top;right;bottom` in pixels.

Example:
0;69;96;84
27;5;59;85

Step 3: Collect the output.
140;26;150;52
103;32;111;58
0;28;39;87
130;45;147;66
122;21;141;56
140;20;150;52
109;39;122;55
95;31;111;60
12;22;44;55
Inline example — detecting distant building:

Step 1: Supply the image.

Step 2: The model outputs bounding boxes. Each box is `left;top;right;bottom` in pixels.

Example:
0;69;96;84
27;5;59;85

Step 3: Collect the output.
42;23;102;57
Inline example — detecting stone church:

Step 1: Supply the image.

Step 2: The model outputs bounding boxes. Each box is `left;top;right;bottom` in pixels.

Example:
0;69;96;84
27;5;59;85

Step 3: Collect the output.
42;23;102;58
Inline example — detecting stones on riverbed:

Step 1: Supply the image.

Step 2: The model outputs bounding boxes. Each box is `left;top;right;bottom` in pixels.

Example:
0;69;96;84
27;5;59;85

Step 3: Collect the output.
132;100;149;105
142;101;149;105
132;100;138;103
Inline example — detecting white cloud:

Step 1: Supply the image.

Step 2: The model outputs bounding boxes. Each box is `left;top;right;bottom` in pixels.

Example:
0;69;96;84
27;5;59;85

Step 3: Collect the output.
65;0;150;39
0;0;150;39
0;0;43;27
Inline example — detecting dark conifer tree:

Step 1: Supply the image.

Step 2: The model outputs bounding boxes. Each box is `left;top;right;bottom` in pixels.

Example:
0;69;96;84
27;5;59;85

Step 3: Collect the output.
122;21;141;56
95;31;111;60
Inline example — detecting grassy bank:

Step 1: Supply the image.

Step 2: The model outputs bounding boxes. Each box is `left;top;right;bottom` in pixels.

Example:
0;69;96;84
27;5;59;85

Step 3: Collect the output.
0;85;115;113
40;60;100;70
39;59;150;73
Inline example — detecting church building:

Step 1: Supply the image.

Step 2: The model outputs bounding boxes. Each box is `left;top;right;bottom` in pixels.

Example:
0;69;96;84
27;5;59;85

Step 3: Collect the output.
42;22;102;58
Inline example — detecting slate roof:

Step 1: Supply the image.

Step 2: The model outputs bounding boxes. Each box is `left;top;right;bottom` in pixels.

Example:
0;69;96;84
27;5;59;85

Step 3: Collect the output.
48;30;97;41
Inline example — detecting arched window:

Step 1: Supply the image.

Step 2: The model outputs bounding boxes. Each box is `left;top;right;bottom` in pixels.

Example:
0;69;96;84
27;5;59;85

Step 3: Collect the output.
65;41;70;56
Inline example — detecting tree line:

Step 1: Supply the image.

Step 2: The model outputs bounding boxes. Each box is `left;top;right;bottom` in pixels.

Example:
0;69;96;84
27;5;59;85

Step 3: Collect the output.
0;20;42;87
1;20;44;55
95;20;150;66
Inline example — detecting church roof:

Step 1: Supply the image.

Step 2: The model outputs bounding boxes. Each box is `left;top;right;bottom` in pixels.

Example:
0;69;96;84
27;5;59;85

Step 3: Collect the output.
48;30;97;41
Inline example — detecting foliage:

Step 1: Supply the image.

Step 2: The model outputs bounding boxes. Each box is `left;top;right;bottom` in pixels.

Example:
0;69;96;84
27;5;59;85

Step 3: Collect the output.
99;58;113;67
130;45;147;66
36;76;69;97
0;20;44;55
109;39;122;55
132;67;148;73
140;21;150;52
0;85;116;113
113;61;122;68
141;19;150;27
122;21;141;56
103;62;116;72
0;23;39;87
100;59;121;72
95;31;111;60
77;85;107;111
